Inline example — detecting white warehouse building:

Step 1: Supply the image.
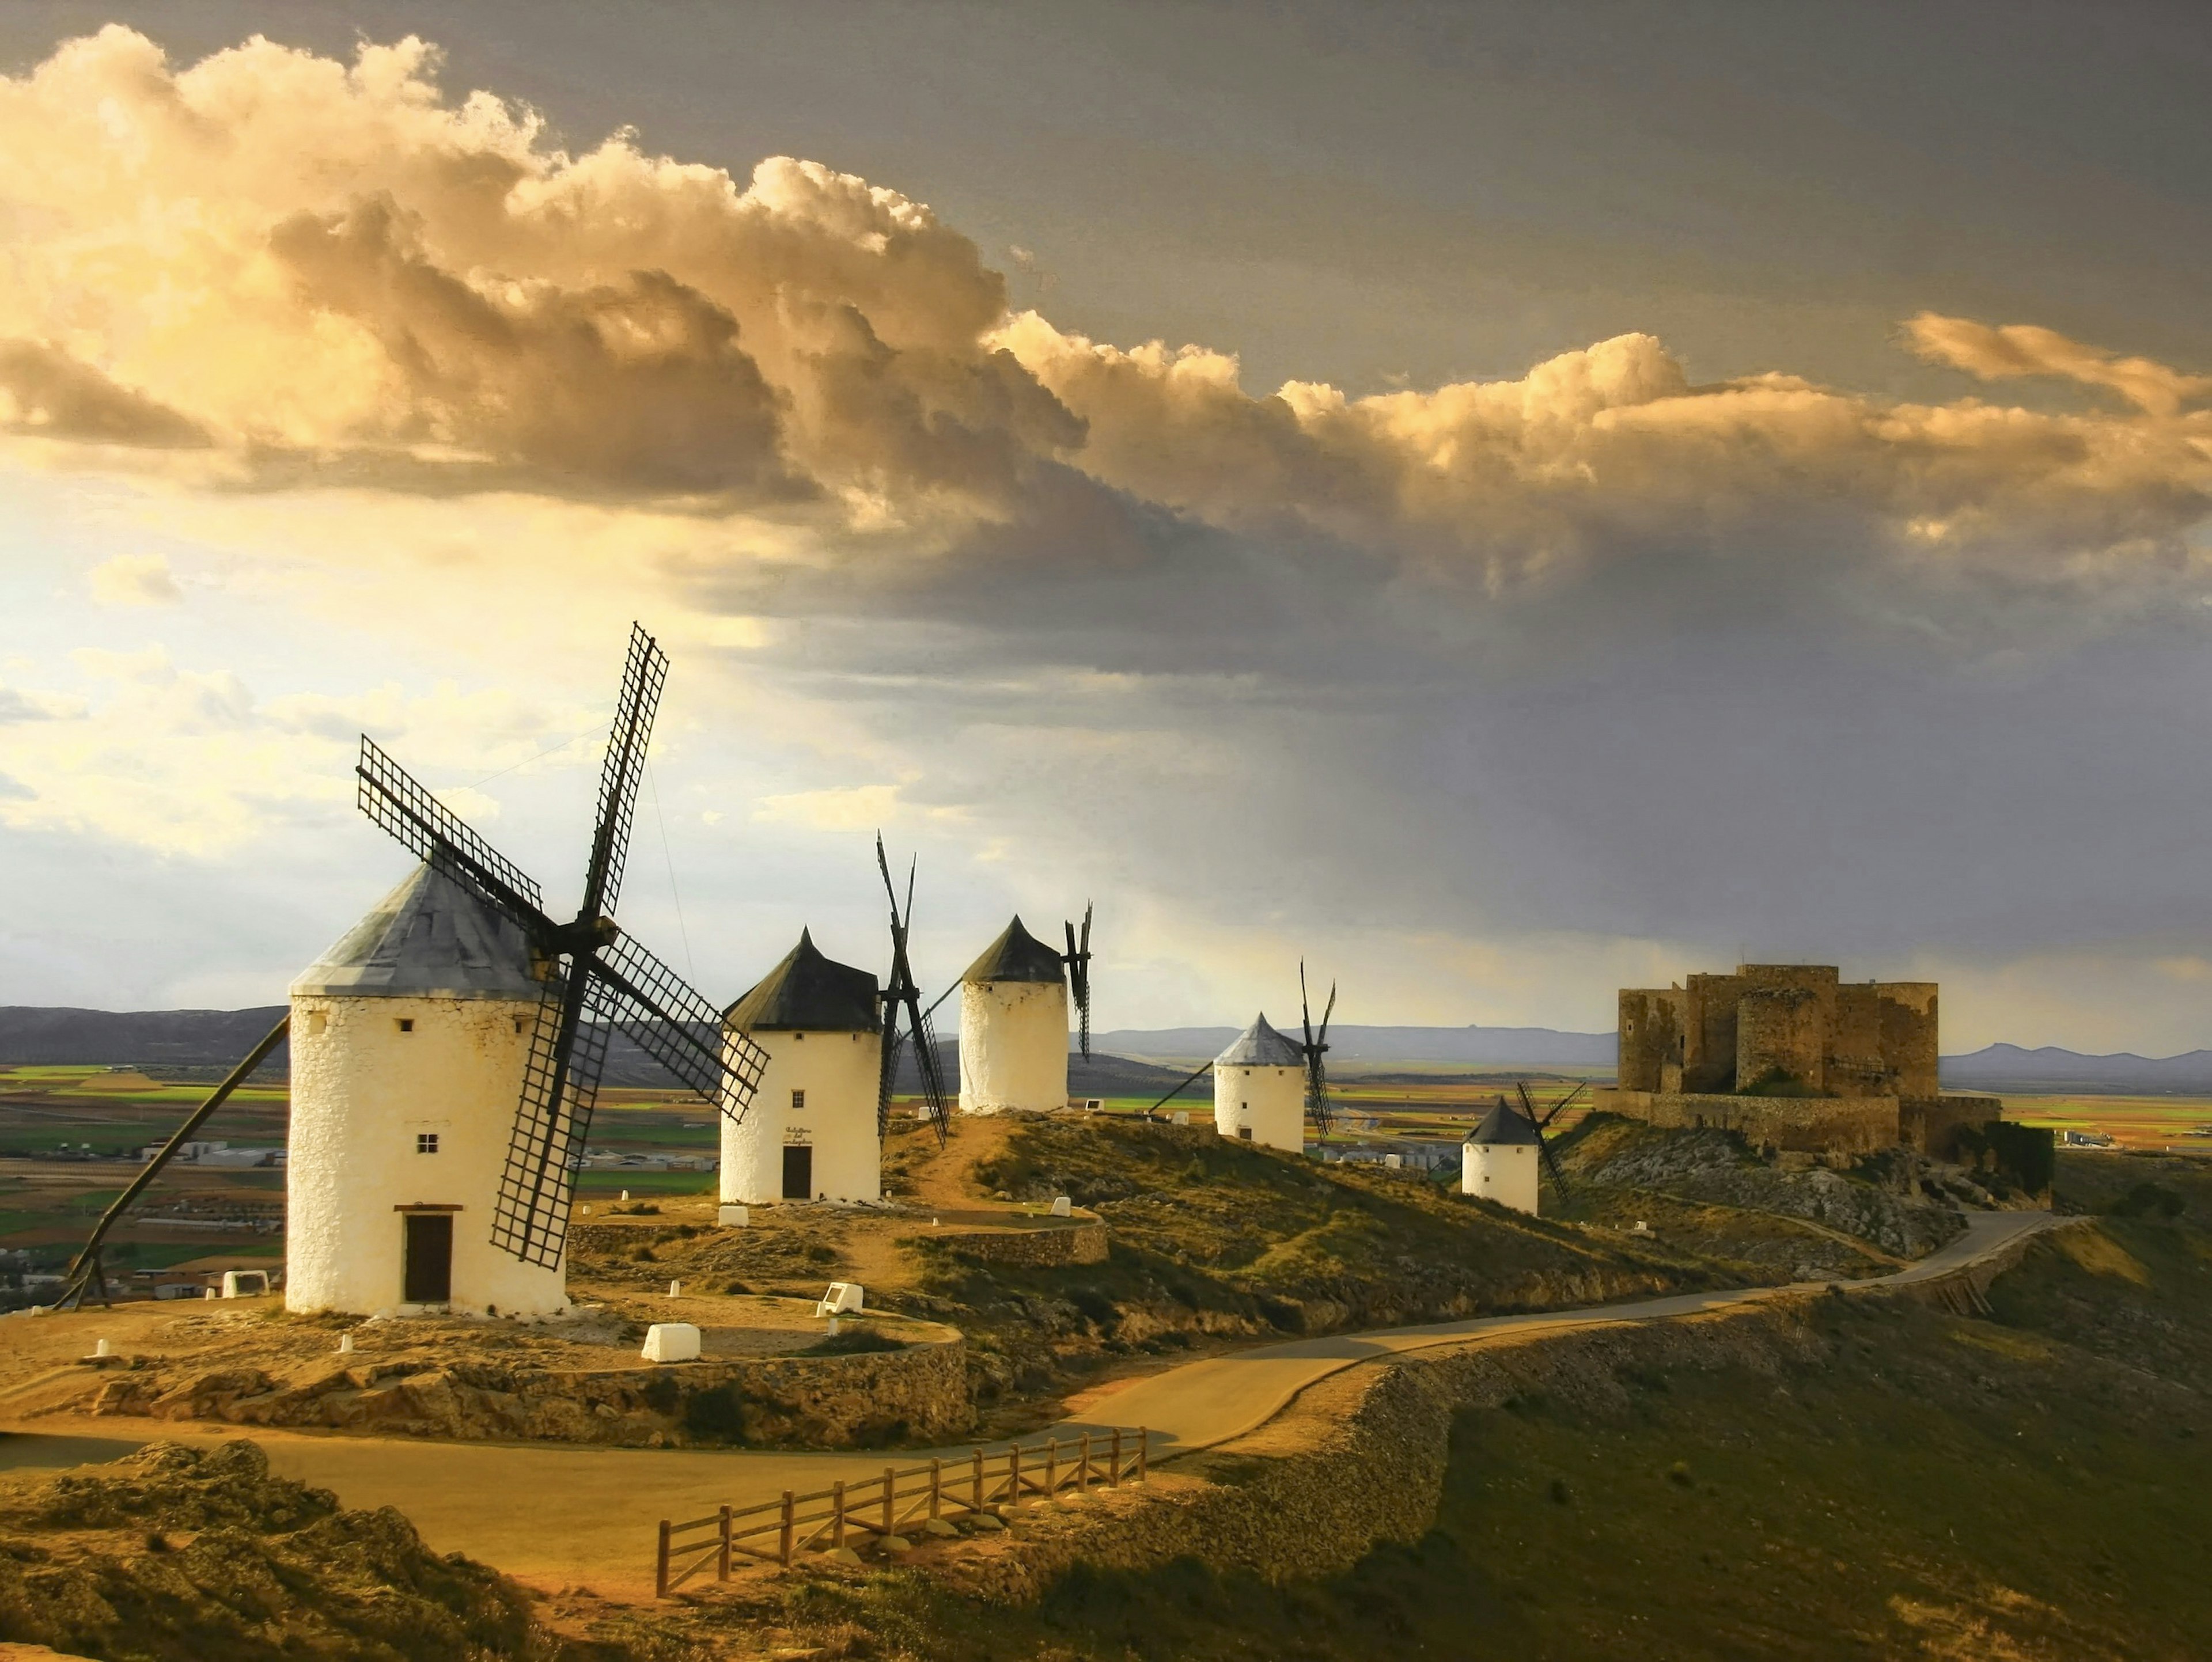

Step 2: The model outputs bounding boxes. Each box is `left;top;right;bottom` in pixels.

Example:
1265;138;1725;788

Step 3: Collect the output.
1461;1099;1542;1216
1213;1014;1307;1152
721;931;883;1205
957;917;1069;1115
286;864;568;1319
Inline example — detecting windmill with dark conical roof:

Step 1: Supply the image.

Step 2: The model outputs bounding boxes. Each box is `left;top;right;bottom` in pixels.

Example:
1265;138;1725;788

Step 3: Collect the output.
720;930;882;1205
957;914;1080;1114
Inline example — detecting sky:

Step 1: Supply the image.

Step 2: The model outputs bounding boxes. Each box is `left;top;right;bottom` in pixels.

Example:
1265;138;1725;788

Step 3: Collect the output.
1;2;2210;1053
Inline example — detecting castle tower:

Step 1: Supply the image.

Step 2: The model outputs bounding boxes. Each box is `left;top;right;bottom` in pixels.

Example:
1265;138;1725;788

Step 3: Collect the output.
286;864;566;1318
1213;1014;1306;1152
1461;1099;1541;1216
721;931;882;1205
957;916;1068;1115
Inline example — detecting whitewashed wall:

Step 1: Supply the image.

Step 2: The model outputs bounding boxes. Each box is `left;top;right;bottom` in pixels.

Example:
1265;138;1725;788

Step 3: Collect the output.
285;992;567;1316
958;980;1069;1114
1213;1064;1305;1152
720;1027;882;1204
1461;1141;1540;1215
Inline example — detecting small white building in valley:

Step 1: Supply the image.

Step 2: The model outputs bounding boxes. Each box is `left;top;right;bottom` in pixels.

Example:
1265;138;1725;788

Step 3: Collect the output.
721;931;882;1204
1213;1014;1306;1152
957;917;1069;1115
1461;1099;1542;1216
286;864;566;1318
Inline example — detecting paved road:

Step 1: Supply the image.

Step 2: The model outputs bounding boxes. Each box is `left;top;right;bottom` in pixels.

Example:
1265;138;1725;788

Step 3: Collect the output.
0;1209;2059;1593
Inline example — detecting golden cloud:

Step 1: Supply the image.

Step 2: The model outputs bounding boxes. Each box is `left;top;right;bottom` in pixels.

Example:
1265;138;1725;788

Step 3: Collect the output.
0;26;2205;591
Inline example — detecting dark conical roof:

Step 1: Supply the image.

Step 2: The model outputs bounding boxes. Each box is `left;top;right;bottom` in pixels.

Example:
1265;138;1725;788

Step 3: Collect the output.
291;863;543;1001
1467;1101;1542;1147
1215;1013;1305;1067
961;916;1065;985
724;929;881;1033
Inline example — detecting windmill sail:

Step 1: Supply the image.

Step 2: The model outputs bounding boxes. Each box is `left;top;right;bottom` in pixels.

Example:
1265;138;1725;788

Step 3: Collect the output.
1063;904;1094;1061
355;623;764;1273
1300;960;1338;1142
1514;1078;1587;1198
876;836;951;1145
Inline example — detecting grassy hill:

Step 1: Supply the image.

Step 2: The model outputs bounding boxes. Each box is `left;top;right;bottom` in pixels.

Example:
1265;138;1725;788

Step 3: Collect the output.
603;1149;2211;1659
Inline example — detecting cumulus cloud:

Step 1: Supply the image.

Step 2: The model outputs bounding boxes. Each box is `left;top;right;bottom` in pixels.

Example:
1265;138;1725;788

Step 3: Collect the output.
0;26;2205;596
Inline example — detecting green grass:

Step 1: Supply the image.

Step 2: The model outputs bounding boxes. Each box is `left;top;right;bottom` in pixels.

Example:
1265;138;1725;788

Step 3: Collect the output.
573;1169;716;1197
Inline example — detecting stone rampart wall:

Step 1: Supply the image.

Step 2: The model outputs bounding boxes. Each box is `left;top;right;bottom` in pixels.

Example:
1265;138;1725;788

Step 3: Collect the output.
1594;1088;1899;1153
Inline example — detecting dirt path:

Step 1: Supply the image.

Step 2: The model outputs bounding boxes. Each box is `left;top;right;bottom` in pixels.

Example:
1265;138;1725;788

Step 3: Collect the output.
0;1212;2062;1598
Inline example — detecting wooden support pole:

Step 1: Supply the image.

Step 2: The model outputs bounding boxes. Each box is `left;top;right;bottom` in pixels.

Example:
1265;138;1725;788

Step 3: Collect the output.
832;1481;846;1550
882;1464;896;1536
656;1519;671;1599
1078;1431;1091;1492
1008;1443;1022;1508
930;1458;942;1520
1046;1437;1058;1497
780;1491;796;1567
1109;1427;1122;1485
718;1504;732;1581
973;1448;985;1511
1137;1426;1147;1481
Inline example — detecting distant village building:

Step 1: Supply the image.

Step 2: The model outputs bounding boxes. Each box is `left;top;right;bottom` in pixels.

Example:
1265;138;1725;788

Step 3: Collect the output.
1212;1014;1305;1152
285;865;568;1319
957;917;1069;1114
1461;1100;1541;1215
1600;963;1999;1155
720;931;882;1205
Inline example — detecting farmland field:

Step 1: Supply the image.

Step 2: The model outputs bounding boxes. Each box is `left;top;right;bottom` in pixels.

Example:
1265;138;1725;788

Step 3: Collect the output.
2000;1093;2212;1152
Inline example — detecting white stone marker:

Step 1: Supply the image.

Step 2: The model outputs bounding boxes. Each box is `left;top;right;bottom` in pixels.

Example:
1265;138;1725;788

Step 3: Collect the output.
1050;1196;1073;1217
641;1323;702;1363
816;1281;865;1316
718;1204;749;1227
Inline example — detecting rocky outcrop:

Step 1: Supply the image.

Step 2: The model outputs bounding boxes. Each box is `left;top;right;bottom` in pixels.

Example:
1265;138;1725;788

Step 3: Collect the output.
0;1440;591;1660
85;1334;972;1449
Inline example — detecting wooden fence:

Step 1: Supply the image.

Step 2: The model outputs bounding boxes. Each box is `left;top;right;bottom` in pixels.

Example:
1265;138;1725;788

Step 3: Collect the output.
656;1426;1149;1596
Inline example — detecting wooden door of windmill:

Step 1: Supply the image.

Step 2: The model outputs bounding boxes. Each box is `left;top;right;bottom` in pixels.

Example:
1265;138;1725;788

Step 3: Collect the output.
402;1213;453;1303
781;1144;813;1200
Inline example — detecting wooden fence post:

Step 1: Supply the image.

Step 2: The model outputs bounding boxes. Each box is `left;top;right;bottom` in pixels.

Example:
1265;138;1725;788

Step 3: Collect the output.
883;1464;896;1536
1109;1427;1122;1485
1078;1431;1091;1492
718;1504;732;1581
1137;1426;1147;1481
930;1458;943;1520
655;1519;671;1599
973;1447;985;1511
832;1481;846;1551
1008;1443;1022;1508
1046;1437;1058;1498
780;1490;796;1567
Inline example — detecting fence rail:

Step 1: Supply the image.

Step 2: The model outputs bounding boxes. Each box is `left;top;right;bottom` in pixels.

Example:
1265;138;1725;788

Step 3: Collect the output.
656;1426;1149;1596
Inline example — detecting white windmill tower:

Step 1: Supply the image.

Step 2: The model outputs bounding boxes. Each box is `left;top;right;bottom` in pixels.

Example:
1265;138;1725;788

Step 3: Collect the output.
283;625;767;1318
1211;1015;1306;1151
1460;1096;1546;1215
721;931;882;1206
957;910;1090;1114
52;631;762;1315
287;866;560;1316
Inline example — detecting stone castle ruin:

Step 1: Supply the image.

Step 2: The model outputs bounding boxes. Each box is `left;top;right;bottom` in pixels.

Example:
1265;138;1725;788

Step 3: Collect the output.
1597;964;2001;1157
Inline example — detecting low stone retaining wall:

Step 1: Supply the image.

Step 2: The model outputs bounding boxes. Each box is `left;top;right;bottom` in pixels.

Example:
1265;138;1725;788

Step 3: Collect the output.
931;1220;1109;1267
86;1333;972;1450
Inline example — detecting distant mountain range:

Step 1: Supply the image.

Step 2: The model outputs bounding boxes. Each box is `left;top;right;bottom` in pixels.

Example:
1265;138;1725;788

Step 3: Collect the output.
6;1007;2209;1096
